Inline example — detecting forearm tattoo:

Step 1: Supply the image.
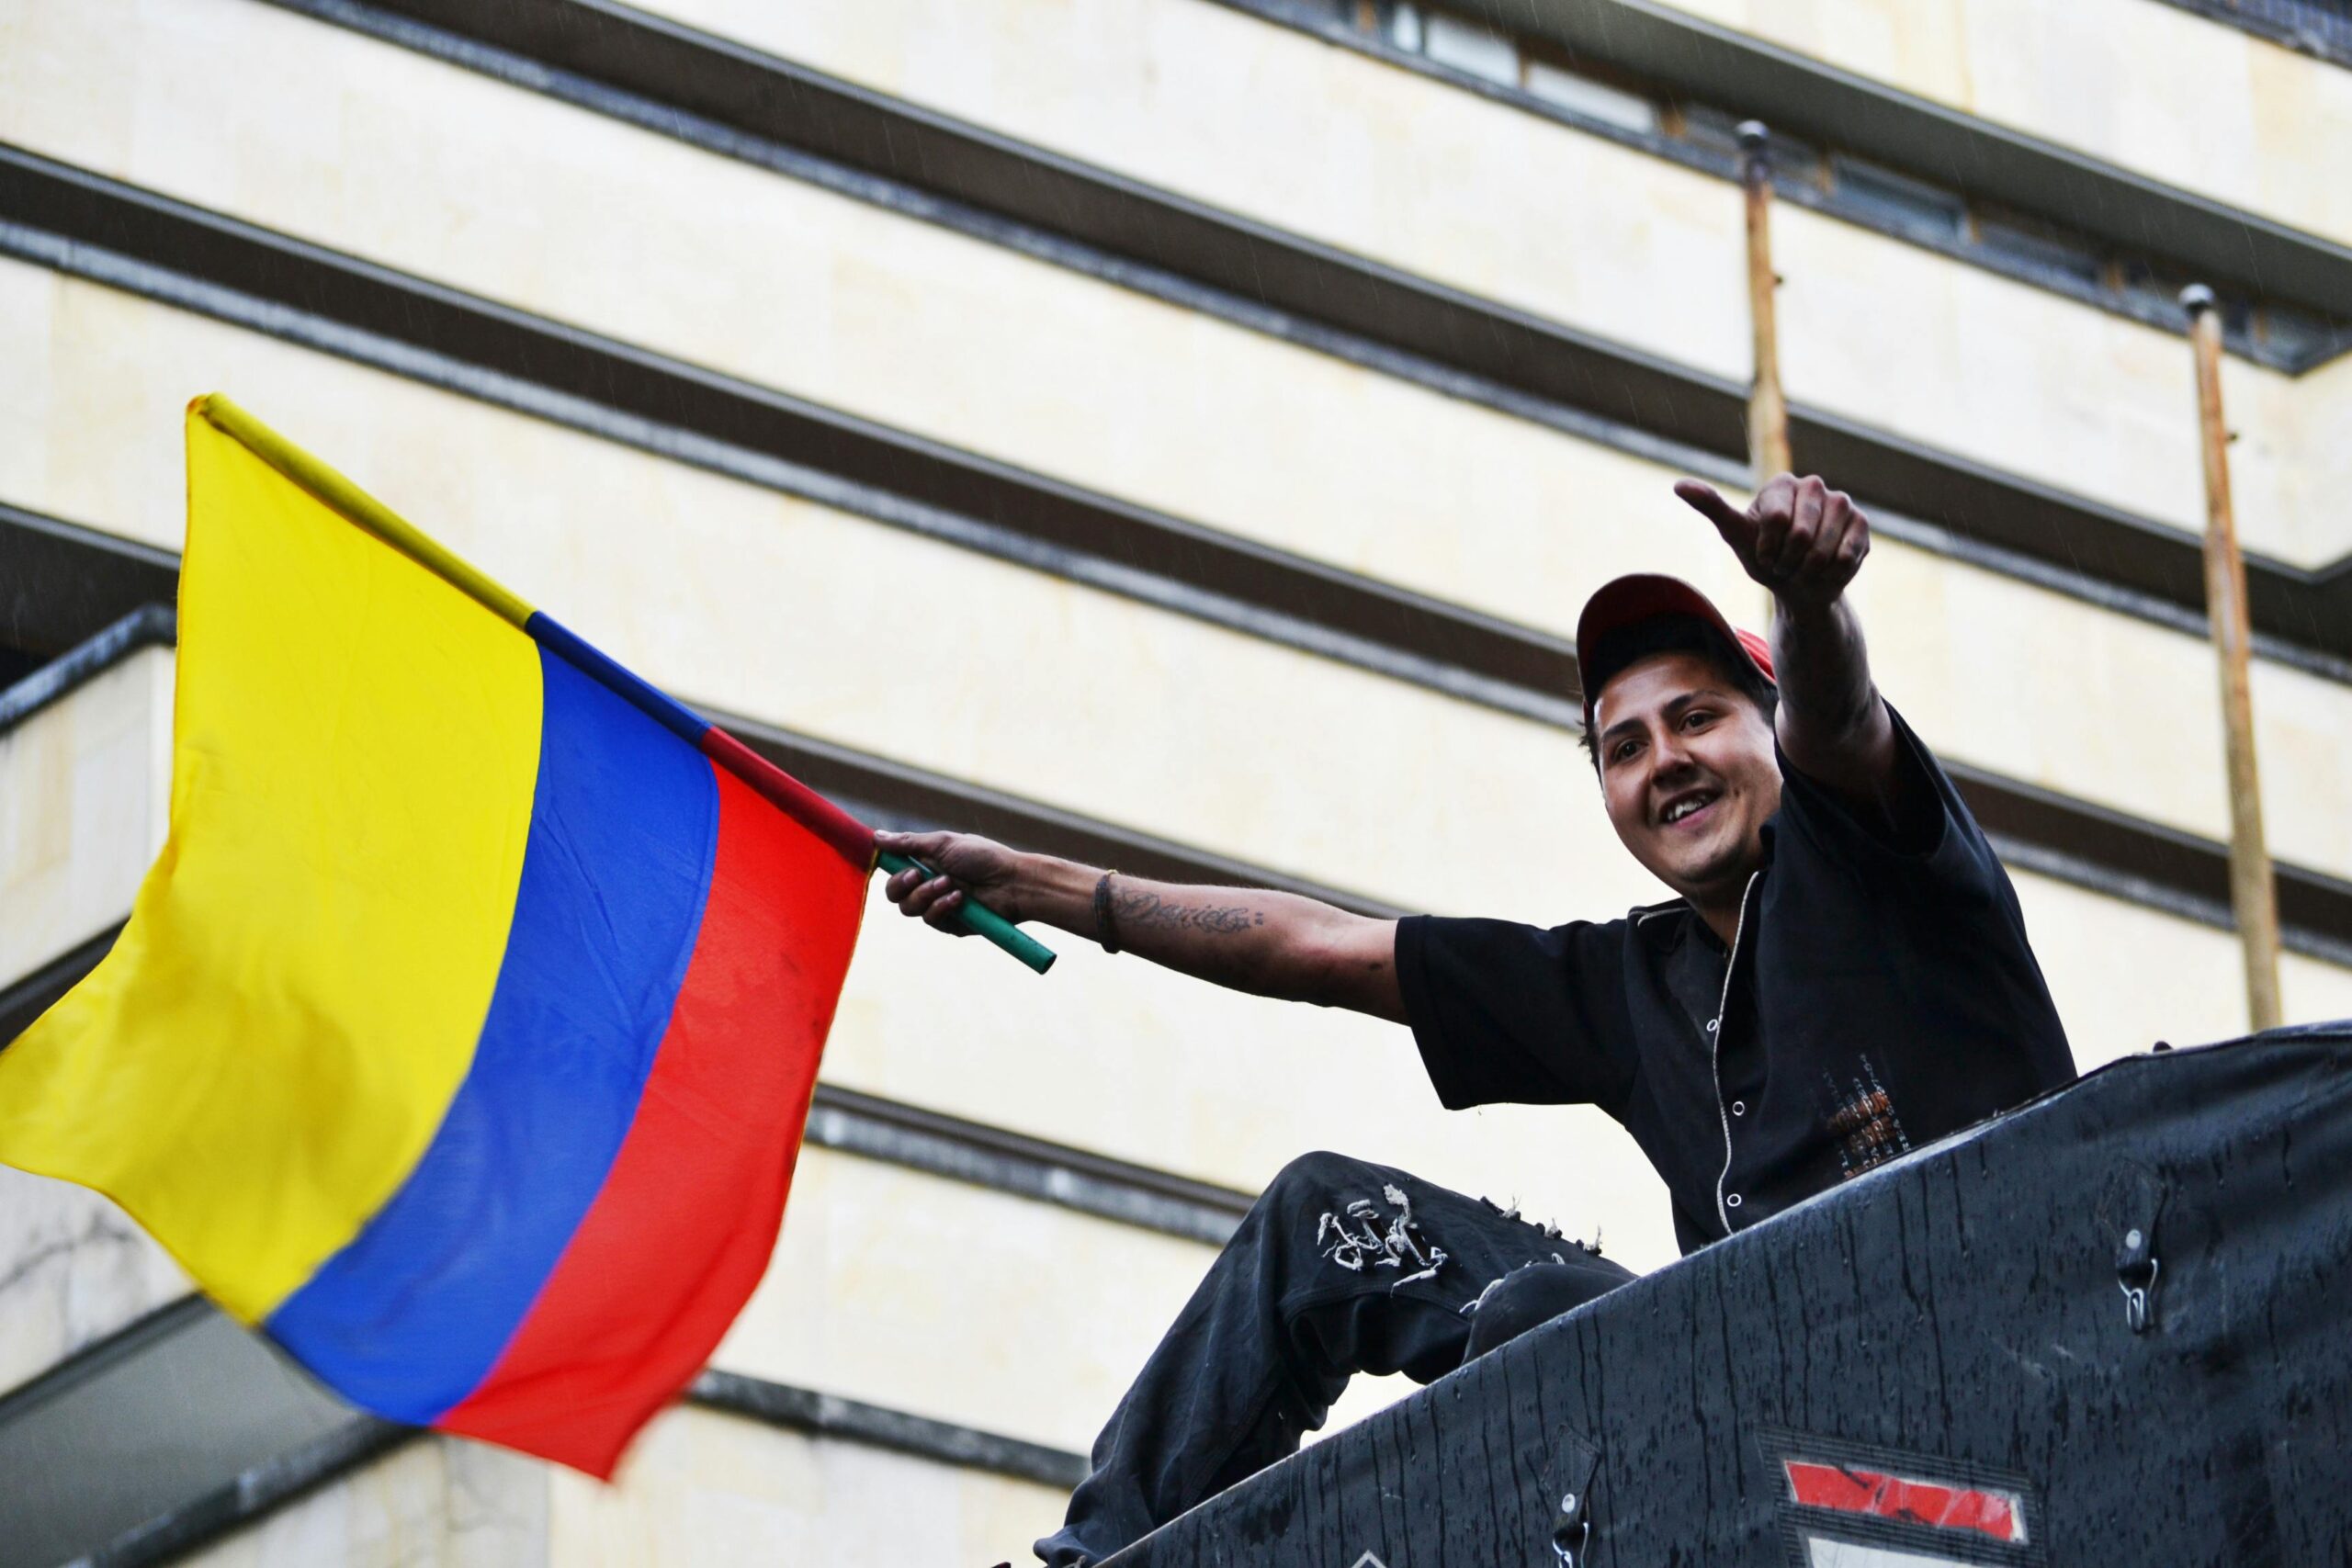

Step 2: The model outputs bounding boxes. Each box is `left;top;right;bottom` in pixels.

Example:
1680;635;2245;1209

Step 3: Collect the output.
1112;887;1266;937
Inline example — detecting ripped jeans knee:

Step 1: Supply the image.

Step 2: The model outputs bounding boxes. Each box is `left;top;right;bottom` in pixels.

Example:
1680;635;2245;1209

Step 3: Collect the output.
1313;1182;1449;1288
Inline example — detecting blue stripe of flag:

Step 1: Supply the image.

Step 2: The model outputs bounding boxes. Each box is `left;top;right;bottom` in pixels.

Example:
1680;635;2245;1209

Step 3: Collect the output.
266;648;718;1422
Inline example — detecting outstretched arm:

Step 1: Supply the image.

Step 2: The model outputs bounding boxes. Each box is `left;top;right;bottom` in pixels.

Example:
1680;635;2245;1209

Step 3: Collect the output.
1674;474;1913;823
874;829;1406;1022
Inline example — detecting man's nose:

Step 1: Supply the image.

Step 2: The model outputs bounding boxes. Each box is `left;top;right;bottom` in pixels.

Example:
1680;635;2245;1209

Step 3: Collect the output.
1650;727;1697;775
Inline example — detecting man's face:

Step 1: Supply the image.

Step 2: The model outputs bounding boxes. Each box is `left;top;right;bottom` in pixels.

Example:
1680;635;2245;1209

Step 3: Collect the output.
1592;650;1781;905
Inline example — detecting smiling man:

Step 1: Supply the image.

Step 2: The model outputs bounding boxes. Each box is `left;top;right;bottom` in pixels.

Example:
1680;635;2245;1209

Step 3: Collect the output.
878;473;2076;1568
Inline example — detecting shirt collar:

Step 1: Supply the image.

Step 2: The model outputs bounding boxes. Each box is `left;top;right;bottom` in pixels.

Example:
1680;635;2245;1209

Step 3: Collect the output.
1632;898;1696;952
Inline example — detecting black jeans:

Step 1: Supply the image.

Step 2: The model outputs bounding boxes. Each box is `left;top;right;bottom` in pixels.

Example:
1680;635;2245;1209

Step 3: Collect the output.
1035;1150;1636;1565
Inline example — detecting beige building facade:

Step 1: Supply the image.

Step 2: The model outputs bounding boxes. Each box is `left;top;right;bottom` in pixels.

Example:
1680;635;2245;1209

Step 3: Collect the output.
3;0;2349;1560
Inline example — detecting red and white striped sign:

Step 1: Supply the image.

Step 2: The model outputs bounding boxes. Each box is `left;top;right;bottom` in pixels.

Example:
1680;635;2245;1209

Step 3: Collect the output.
1784;1459;2026;1543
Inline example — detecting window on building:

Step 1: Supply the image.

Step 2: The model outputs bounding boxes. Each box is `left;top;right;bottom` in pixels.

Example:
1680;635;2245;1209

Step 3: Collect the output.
1831;157;1967;244
1975;213;2107;291
1522;60;1659;135
1381;0;1423;52
2256;303;2350;363
1422;12;1519;85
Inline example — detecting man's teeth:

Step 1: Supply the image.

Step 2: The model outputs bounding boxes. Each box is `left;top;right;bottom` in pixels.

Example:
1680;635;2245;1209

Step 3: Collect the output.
1664;794;1715;824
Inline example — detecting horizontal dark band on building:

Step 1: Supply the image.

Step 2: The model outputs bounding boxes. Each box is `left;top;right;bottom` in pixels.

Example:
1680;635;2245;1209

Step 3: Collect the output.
689;1369;1090;1492
260;0;2352;672
0;922;122;1049
0;600;175;735
0;1297;1080;1566
0;502;179;662
89;1417;413;1568
2143;0;2352;73
808;1081;1250;1248
0;1296;412;1568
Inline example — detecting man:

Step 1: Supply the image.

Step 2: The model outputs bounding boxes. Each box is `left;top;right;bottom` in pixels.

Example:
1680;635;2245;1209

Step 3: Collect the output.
877;474;2076;1566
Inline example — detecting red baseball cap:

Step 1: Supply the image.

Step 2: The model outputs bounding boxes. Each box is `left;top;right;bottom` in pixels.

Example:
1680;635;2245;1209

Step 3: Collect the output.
1575;574;1775;732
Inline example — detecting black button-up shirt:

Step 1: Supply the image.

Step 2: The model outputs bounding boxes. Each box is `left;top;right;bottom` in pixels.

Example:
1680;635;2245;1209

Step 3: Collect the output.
1396;707;2076;1257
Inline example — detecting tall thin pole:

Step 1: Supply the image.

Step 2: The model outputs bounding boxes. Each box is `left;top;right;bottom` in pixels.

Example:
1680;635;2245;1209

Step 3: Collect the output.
1738;120;1791;483
2181;284;2283;1032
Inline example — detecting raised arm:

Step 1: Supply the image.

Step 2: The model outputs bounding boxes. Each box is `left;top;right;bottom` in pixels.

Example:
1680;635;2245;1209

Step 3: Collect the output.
1673;473;1915;825
873;829;1406;1022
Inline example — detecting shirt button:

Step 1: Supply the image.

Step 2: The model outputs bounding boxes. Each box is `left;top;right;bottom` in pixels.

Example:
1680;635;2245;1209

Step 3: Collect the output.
1725;1193;1743;1209
1705;1020;1719;1033
1731;1100;1747;1116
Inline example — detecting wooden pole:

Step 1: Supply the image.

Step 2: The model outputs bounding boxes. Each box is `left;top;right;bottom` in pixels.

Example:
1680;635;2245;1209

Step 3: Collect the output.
1738;120;1791;483
2181;284;2283;1032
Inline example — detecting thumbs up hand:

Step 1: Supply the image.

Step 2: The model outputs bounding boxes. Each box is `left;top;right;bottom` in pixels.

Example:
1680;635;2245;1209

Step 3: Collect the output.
1675;474;1870;613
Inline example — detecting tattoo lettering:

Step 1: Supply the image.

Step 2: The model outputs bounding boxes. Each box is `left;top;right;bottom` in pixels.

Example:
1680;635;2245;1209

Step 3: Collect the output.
1112;888;1265;936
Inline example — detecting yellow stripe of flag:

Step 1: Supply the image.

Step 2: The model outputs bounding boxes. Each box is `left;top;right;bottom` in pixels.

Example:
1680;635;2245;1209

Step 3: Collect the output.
0;406;544;1321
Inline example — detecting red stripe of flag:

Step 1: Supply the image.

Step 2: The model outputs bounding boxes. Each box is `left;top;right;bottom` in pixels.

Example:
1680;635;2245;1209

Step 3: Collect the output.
438;762;866;1474
1784;1460;2023;1543
700;726;873;868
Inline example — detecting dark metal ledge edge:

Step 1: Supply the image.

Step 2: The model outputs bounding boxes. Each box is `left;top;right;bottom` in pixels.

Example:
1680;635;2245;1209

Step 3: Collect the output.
0;502;181;661
0;1299;405;1568
68;1375;1084;1568
718;713;1397;920
689;1369;1090;1493
80;1416;414;1568
0;1296;215;1436
234;0;2352;671
0;604;176;736
808;1083;1250;1249
2144;0;2352;72
0;925;124;1049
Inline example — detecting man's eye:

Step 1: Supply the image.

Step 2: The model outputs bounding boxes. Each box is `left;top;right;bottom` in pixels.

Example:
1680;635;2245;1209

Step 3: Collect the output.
1683;710;1714;730
1611;739;1639;762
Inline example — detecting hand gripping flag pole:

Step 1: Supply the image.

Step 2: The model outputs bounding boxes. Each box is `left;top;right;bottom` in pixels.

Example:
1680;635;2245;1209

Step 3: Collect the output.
875;849;1054;972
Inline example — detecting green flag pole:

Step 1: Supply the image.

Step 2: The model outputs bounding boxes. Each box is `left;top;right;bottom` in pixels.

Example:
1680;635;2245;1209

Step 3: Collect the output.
876;851;1057;975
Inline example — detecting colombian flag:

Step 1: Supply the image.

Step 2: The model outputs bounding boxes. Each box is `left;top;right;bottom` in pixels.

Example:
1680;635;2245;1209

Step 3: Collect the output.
0;396;873;1475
